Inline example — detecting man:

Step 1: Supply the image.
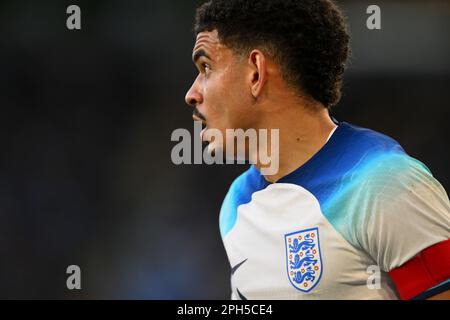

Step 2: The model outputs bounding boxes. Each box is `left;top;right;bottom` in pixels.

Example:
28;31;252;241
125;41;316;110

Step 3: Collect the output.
185;0;450;299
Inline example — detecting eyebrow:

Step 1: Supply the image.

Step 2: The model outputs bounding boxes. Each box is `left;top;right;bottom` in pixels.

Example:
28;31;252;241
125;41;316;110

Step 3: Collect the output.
192;49;212;63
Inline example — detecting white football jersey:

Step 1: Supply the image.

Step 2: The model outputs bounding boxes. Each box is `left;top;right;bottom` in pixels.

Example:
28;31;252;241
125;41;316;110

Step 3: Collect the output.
219;121;450;300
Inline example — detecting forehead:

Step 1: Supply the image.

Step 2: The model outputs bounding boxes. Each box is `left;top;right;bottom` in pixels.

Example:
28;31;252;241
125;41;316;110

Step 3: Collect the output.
193;30;224;57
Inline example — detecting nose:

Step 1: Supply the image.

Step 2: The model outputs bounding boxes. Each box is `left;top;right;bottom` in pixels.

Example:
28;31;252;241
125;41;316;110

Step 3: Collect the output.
185;78;203;108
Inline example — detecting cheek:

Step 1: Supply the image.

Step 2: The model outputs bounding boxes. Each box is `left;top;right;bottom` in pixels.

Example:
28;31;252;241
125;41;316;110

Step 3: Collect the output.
203;75;230;121
205;68;252;129
220;73;251;123
225;85;254;129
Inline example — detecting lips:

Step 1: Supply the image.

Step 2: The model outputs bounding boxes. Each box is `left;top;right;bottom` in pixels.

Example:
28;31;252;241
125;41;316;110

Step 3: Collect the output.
192;115;207;141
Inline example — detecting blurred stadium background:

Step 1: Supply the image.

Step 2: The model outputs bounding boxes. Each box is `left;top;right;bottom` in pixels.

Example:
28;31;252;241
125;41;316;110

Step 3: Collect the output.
0;0;449;299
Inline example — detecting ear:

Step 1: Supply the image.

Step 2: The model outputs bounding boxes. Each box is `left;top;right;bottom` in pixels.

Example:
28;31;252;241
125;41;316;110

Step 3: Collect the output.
247;50;267;100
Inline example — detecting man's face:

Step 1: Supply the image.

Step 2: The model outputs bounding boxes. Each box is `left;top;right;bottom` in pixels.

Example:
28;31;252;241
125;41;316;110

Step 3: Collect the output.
185;30;255;155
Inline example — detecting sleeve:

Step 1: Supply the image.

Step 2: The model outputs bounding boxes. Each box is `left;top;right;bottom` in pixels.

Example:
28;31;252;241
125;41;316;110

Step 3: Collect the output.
358;155;450;300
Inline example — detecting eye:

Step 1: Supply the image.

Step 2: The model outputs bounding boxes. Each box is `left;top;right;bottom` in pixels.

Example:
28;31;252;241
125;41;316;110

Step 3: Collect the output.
202;63;211;74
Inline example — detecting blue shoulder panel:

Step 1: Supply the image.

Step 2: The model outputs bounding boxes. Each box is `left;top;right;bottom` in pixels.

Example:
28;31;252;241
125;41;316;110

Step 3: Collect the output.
278;122;432;247
219;165;269;238
219;121;433;245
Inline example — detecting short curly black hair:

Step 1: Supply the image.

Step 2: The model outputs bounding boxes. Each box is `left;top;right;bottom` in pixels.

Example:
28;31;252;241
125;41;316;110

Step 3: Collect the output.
194;0;350;109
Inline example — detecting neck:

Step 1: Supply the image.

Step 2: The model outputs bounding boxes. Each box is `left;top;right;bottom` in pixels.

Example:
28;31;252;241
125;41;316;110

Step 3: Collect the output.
255;102;337;183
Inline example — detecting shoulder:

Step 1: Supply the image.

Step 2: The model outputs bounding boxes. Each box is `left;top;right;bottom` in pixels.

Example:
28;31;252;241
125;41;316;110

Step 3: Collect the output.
329;123;442;213
219;166;268;238
335;122;405;158
224;165;265;202
321;122;449;245
330;122;433;192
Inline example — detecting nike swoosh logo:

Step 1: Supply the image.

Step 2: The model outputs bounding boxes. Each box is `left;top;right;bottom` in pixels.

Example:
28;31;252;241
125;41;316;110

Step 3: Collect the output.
231;259;248;300
237;288;247;300
231;258;247;275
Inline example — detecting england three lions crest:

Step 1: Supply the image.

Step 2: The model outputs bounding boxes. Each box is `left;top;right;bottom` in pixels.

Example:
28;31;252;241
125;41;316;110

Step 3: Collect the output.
285;227;323;292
